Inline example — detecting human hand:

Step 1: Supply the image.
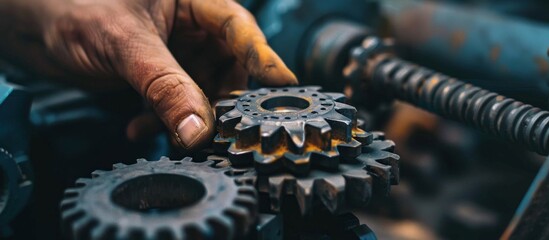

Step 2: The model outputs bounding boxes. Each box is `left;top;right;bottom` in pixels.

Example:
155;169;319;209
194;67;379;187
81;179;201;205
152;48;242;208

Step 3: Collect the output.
0;0;297;149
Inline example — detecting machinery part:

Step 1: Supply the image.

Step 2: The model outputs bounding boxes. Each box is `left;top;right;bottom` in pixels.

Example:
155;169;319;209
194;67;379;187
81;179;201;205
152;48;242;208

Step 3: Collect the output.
0;79;33;229
502;156;549;239
60;157;258;240
0;148;32;228
212;133;399;215
214;86;372;175
251;0;379;88
302;21;371;93
345;36;549;155
255;214;283;240
381;0;549;108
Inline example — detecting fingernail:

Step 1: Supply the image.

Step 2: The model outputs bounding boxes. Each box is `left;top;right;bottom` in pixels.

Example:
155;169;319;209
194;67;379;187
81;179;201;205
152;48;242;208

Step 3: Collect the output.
177;114;207;148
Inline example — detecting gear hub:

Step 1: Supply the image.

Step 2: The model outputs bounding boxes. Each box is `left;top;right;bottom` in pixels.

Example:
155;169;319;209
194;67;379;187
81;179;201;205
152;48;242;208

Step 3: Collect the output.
214;86;372;175
60;157;258;240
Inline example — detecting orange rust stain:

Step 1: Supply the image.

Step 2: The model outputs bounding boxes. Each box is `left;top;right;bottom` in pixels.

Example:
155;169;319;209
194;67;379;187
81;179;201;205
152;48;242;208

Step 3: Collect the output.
450;30;467;50
392;2;437;45
490;45;501;62
534;56;549;75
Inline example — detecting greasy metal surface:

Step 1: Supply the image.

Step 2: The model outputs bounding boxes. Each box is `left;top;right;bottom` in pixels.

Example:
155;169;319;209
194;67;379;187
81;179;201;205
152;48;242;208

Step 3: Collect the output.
60;158;258;240
502;156;549;239
214;86;372;175
346;36;549;155
381;0;549;107
211;132;399;215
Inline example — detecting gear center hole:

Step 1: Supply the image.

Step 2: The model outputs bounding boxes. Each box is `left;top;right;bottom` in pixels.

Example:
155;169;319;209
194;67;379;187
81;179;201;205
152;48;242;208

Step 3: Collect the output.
260;96;310;113
111;174;206;213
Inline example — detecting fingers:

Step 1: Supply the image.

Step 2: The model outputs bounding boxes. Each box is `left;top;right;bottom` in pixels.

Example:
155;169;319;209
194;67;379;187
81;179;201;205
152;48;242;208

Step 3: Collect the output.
113;27;215;150
179;0;298;86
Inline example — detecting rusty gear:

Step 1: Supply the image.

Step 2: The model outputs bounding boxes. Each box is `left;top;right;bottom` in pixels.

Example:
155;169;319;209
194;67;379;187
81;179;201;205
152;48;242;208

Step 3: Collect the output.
214;86;372;175
210;133;399;215
60;157;257;240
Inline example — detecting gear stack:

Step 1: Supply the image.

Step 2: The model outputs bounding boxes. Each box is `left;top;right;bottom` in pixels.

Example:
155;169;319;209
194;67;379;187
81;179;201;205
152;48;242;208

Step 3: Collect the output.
214;86;372;175
60;158;258;240
214;86;399;215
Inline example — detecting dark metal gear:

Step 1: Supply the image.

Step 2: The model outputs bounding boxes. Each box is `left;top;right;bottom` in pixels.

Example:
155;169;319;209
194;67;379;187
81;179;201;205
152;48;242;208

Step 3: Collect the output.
214;86;372;175
209;133;399;215
0;148;32;227
60;157;258;240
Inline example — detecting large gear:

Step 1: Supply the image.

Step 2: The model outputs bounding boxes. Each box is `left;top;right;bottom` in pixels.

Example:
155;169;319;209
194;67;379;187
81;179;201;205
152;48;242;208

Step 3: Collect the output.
209;133;399;215
214;86;372;175
60;157;258;240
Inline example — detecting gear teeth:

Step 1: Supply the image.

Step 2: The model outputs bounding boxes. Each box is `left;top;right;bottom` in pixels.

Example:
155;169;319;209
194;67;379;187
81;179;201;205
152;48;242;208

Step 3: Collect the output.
218;109;243;138
342;168;373;207
366;139;395;152
317;175;346;213
235;120;260;149
215;99;238;117
357;148;400;195
282;122;306;153
305;118;332;151
310;151;339;170
91;170;107;178
283;153;311;175
371;131;385;140
228;144;254;166
268;176;290;212
324;92;347;102
260;124;283;153
90;224;117;240
336;139;362;162
334;102;357;120
207;216;234;240
296;180;314;215
324;112;353;141
75;178;91;187
159;156;170;161
112;163;127;169
223;206;253;237
353;129;373;145
72;216;97;240
62;157;258;240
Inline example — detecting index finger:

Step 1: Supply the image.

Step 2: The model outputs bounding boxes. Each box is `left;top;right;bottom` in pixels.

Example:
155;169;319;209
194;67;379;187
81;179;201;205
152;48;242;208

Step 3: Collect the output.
178;0;298;85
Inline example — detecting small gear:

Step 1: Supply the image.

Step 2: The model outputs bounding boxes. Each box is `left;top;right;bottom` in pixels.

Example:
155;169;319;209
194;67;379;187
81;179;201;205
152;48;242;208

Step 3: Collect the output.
214;86;372;175
209;134;399;215
60;157;258;240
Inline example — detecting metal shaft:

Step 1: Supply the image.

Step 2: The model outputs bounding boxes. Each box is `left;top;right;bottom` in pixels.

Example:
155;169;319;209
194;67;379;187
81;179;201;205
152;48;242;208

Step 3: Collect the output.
368;57;549;155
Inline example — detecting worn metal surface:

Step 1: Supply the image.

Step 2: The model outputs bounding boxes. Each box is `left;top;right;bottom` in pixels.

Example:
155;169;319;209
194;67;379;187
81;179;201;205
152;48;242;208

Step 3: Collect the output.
0;80;32;229
60;157;258;240
502;156;549;239
211;132;399;215
381;0;549;107
346;36;549;155
214;86;372;175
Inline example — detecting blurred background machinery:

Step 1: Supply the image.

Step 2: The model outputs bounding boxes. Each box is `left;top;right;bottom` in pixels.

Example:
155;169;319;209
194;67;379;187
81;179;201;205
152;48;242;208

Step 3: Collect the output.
1;0;549;239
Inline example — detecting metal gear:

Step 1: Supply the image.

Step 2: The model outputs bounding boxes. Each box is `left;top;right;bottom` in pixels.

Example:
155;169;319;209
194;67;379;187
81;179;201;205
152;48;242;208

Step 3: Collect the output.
60;157;258;240
209;133;399;215
214;86;372;175
0;148;32;227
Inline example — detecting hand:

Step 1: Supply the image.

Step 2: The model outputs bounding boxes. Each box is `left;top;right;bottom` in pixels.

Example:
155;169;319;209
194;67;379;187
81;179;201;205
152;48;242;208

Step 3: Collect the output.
0;0;297;149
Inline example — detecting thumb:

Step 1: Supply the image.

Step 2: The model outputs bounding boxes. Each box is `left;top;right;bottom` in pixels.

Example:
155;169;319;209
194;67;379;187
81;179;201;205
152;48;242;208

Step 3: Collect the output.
112;28;214;150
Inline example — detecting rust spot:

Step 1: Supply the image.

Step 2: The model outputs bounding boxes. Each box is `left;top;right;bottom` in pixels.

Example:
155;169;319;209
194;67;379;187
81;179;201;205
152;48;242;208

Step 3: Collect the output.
450;30;467;50
534;56;549;75
490;45;501;62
